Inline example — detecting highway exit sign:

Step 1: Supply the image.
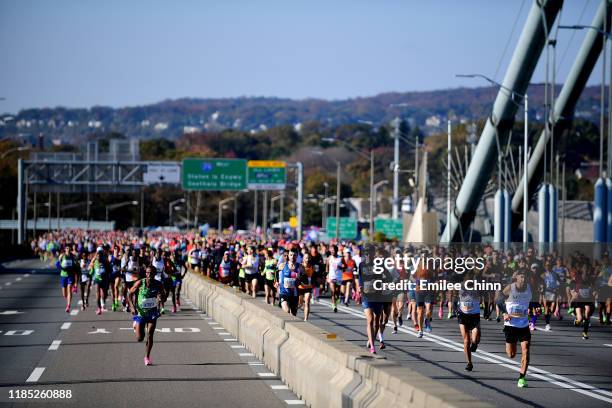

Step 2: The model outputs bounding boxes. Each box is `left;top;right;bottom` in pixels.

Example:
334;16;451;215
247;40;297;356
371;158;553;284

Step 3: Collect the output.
247;160;286;190
182;158;247;191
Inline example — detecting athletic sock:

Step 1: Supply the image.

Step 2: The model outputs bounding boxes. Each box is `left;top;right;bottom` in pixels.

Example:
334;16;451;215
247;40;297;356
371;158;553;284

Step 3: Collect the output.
584;318;590;334
378;332;384;342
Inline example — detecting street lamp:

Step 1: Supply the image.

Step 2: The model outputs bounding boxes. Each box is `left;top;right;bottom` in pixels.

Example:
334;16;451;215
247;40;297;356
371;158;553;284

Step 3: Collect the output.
322;138;376;239
1;146;30;159
105;200;138;222
456;73;528;244
168;198;186;226
218;197;235;232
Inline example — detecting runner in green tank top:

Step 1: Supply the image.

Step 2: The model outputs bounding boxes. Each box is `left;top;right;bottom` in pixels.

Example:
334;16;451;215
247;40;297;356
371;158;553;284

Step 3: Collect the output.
128;265;167;366
58;246;76;313
262;249;277;305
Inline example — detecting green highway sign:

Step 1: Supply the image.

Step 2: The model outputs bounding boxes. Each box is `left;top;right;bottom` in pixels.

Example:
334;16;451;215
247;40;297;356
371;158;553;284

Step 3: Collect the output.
182;158;247;191
326;217;358;240
247;160;286;190
375;218;403;239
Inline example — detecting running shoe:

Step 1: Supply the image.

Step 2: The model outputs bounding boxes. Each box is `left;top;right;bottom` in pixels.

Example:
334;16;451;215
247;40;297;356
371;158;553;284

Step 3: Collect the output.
65;306;70;313
517;378;528;388
172;306;177;313
379;341;386;350
392;326;398;334
568;307;575;315
81;305;86;311
398;316;403;327
544;324;551;331
469;343;478;353
177;299;181;307
144;357;152;366
417;330;423;338
333;307;338;313
96;307;101;315
582;332;589;340
160;308;166;315
424;319;432;333
465;363;473;372
496;316;501;323
72;285;77;294
447;311;453;319
528;322;535;331
112;303;117;312
368;346;376;354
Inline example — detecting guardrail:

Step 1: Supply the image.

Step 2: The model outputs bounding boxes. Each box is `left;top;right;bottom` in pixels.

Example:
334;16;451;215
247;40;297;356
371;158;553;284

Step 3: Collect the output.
183;273;491;408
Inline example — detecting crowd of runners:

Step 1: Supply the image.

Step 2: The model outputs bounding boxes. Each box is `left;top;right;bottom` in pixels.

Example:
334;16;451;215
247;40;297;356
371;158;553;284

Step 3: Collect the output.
33;230;612;388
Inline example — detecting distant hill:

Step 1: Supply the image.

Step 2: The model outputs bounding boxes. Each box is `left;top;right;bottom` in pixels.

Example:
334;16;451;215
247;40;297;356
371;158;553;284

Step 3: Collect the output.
0;84;601;145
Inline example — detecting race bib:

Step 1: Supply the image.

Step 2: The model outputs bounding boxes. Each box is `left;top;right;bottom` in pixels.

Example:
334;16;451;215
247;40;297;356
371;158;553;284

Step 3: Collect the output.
284;278;296;289
508;305;527;317
460;301;476;313
579;288;591;298
81;274;89;282
141;298;156;309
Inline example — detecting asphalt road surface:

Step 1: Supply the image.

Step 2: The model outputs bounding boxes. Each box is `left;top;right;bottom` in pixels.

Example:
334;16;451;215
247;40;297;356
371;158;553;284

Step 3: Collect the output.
0;259;303;408
306;297;612;408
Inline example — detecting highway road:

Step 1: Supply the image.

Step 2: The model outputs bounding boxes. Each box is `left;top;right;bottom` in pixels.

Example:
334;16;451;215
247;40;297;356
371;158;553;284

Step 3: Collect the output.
0;259;304;408
306;298;612;408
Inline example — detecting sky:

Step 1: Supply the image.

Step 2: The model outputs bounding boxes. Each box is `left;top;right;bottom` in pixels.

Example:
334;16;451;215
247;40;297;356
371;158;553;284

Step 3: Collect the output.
0;0;603;114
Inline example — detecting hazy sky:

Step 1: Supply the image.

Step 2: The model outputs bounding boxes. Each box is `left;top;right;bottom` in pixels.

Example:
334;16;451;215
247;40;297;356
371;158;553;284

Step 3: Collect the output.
0;0;602;114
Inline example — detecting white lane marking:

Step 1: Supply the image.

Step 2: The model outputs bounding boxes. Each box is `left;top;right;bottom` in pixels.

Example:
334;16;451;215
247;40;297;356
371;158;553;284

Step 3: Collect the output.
208;322;219;325
248;362;264;366
231;345;245;349
70;310;79;316
223;338;238;341
61;322;71;330
26;367;45;382
15;277;22;282
219;332;232;335
212;327;224;330
0;310;23;315
5;282;11;286
204;317;212;320
271;385;289;390
604;344;612;348
5;330;34;336
258;372;276;377
48;340;61;350
239;353;254;356
318;300;612;404
23;273;30;277
285;400;305;405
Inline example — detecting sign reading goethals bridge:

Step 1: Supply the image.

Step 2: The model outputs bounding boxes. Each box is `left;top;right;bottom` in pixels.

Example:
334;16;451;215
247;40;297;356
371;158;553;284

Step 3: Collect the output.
181;158;247;191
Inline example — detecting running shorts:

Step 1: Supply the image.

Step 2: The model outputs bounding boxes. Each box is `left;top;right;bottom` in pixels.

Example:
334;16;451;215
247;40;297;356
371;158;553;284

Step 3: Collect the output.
362;300;383;315
60;276;74;287
503;326;531;344
280;295;298;315
457;312;480;331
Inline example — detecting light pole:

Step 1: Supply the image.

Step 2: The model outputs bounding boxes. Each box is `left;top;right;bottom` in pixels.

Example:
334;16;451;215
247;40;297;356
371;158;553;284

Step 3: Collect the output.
373;180;389;218
218;197;235;233
456;73;528;244
168;198;186;226
322;138;376;239
323;182;329;228
1;146;30;159
106;201;138;223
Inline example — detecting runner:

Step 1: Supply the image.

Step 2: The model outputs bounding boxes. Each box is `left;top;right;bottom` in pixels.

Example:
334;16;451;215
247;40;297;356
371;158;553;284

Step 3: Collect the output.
123;250;140;313
502;269;532;388
242;246;259;298
128;264;167;366
276;248;301;316
326;245;342;313
297;252;317;321
169;251;186;312
58;246;76;313
569;264;596;339
78;252;92;310
339;248;356;306
262;249;277;305
356;250;383;354
542;261;560;331
218;251;234;285
457;275;482;372
90;250;111;315
110;247;122;312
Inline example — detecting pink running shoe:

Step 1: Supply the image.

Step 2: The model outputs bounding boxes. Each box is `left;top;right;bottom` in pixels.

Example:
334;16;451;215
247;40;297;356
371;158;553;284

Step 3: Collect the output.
96;308;101;315
144;357;152;366
172;306;177;313
438;306;443;319
65;306;70;313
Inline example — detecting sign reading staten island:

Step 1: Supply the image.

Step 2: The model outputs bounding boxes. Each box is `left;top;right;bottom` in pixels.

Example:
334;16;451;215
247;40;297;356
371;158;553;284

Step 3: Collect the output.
247;160;286;190
182;158;247;191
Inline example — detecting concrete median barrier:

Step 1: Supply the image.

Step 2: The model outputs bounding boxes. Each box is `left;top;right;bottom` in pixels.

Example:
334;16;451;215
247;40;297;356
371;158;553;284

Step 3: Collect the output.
183;273;491;408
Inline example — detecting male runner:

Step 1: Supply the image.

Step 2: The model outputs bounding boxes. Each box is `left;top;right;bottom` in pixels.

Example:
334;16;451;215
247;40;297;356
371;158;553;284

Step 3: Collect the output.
502;269;532;388
129;265;167;366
